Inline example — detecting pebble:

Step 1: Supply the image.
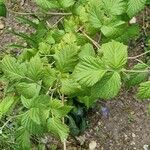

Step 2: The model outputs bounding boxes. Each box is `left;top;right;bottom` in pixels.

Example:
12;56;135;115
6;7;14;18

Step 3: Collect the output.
132;133;136;138
124;134;128;140
143;145;149;150
89;141;97;150
0;20;5;30
129;17;137;24
131;141;135;145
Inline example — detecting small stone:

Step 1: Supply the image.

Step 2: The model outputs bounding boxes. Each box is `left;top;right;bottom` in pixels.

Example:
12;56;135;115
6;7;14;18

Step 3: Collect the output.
132;133;136;138
0;21;5;29
129;17;137;24
89;141;97;150
143;145;149;150
124;134;128;140
131;141;135;145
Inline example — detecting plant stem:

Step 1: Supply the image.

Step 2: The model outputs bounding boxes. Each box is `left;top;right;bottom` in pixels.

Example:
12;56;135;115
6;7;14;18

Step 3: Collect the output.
123;69;150;73
128;50;150;59
61;93;67;150
8;9;72;16
79;29;100;49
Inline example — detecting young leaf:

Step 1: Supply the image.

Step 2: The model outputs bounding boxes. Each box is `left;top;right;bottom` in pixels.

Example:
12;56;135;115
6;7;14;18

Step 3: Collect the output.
127;0;146;17
1;55;26;81
47;118;69;142
16;82;41;99
137;81;150;99
0;96;14;119
73;56;106;87
101;40;128;69
54;44;79;73
91;72;121;99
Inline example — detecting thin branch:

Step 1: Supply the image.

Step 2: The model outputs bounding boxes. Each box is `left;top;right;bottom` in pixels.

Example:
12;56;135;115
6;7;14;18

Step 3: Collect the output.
61;93;67;150
78;28;100;49
123;69;150;73
8;9;72;16
52;17;64;28
128;50;150;59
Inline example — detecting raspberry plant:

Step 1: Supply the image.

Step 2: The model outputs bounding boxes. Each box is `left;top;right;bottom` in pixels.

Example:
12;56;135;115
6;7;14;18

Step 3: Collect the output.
0;0;149;149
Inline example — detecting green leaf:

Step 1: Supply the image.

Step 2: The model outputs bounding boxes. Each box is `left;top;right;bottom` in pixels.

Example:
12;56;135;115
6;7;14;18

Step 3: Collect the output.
73;56;106;87
92;72;121;99
16;16;38;29
137;81;150;99
28;108;41;124
88;4;103;28
0;2;6;17
115;25;140;43
101;20;125;38
54;44;79;73
78;96;97;108
30;95;50;109
1;55;26;81
27;55;43;81
16;127;31;150
127;0;146;17
58;0;75;8
0;96;14;119
35;0;58;9
21;95;31;109
126;63;148;87
16;82;41;99
47;118;69;142
60;78;81;95
102;0;126;16
101;40;128;69
21;111;43;134
42;67;57;88
49;99;72;118
78;43;95;59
